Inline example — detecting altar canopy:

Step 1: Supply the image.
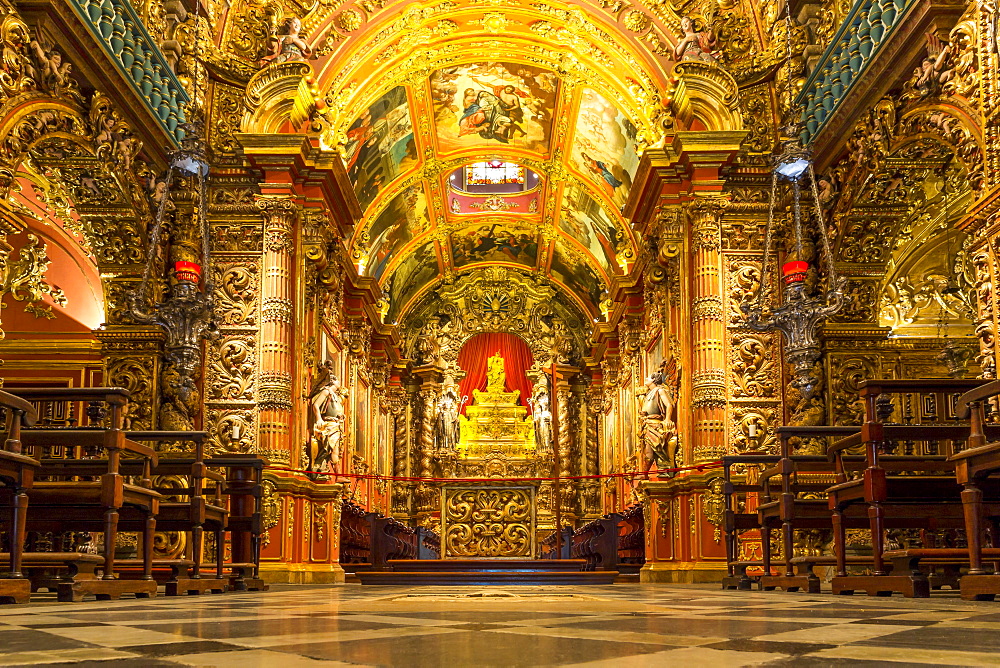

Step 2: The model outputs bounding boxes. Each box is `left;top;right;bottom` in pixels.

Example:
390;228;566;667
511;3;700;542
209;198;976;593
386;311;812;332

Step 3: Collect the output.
456;333;534;415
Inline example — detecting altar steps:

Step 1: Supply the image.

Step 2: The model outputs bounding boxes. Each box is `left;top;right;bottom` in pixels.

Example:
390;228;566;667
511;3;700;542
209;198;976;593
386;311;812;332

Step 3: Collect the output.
356;559;618;585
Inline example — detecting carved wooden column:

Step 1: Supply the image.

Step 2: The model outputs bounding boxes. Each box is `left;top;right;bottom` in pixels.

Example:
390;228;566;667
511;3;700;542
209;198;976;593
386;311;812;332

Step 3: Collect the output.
688;197;728;462
410;365;443;524
552;364;579;520
255;196;297;466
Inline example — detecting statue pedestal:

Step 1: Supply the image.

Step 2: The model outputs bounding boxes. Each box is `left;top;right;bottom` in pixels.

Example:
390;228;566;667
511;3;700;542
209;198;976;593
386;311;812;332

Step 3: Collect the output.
637;478;728;583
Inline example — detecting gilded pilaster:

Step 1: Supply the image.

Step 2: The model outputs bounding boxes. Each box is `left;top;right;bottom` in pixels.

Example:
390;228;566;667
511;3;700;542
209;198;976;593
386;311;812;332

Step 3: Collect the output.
687;197;728;462
255;196;297;466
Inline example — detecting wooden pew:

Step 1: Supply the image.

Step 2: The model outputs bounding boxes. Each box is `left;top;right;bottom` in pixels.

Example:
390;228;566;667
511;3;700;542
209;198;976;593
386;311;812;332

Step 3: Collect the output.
0;389;40;604
617;504;645;576
722;454;780;590
339;500;371;573
571;514;620;570
825;379;1000;597
757;426;867;593
114;431;228;595
945;380;1000;600
12;388;162;601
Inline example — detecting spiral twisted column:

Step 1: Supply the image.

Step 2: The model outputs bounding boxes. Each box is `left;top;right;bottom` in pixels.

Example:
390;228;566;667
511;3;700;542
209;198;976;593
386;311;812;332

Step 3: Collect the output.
255;195;298;466
687;197;728;463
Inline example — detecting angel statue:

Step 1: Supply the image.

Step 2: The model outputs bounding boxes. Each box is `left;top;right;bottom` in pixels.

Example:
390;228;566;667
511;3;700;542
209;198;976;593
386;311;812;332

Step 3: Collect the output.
638;358;681;477
259;16;313;67
673;16;718;64
308;361;347;477
435;387;461;451
907;32;954;99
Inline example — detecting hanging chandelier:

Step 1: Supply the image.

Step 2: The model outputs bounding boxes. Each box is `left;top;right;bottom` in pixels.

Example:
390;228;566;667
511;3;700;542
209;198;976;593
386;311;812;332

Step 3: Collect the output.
740;13;845;399
127;8;216;429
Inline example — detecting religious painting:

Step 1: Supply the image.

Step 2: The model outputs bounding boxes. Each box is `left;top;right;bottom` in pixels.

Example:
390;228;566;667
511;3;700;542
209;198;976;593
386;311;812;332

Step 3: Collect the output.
450;223;538;268
559;181;628;273
569;88;640;210
385;241;439;322
364;184;430;280
429;63;559;153
343;86;418;212
549;238;606;309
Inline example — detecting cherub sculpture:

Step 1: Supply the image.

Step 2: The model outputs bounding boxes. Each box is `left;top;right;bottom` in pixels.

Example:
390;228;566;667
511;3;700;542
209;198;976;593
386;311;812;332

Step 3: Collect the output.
673;16;718;64
259;17;312;67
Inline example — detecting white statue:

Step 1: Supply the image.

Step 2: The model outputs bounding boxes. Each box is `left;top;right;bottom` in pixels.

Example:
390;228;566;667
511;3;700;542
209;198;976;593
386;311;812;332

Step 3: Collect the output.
308;362;347;476
435;387;461;451
530;380;553;452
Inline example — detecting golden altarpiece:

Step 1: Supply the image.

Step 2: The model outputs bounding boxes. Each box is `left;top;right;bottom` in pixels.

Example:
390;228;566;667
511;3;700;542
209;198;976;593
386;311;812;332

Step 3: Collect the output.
0;0;995;582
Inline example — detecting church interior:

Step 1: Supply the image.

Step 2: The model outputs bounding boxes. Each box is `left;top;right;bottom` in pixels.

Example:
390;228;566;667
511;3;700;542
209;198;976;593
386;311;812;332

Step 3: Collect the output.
6;0;1000;664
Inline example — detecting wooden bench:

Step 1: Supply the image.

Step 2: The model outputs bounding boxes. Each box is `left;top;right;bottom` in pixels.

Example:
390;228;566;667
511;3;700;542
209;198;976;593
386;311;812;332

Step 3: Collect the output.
757;425;865;593
116;431;229;595
825;380;1000;597
13;388;163;601
0;389;40;604
721;455;779;590
947;380;1000;600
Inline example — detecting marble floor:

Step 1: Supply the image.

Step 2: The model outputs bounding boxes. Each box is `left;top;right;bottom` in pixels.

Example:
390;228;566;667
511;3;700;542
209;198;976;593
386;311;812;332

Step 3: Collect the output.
3;585;1000;667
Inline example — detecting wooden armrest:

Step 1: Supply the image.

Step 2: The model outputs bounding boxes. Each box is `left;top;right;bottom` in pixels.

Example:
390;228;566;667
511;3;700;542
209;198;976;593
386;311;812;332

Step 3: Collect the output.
949;441;1000;462
828;433;862;459
957;380;1000;419
0;389;38;426
120;439;158;465
12;387;130;405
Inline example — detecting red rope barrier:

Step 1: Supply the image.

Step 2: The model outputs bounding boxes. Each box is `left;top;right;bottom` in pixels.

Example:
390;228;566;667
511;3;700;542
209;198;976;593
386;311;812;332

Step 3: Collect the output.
273;461;724;484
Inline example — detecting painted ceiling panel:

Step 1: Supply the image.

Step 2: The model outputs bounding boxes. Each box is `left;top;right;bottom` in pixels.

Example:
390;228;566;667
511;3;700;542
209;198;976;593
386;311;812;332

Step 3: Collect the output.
429;62;560;153
344;85;418;212
569;88;641;211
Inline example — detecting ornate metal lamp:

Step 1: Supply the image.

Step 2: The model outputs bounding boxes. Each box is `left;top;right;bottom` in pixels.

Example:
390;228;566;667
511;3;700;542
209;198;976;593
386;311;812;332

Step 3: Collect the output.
740;9;846;399
740;131;845;399
129;113;217;429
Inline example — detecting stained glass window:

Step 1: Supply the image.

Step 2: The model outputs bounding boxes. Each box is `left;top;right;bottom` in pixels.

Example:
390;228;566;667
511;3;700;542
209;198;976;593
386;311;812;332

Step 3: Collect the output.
465;161;525;185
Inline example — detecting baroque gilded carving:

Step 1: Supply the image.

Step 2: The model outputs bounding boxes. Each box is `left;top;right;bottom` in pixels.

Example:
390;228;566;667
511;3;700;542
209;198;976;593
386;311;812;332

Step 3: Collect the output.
730;332;776;398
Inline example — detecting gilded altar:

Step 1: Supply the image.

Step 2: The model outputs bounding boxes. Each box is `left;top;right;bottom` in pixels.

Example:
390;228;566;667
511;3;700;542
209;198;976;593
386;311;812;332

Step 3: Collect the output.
441;485;535;558
457;352;535;457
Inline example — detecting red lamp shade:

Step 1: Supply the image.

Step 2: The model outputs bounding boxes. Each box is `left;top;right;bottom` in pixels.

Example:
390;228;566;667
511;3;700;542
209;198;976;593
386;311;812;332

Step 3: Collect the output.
174;260;202;283
782;260;808;284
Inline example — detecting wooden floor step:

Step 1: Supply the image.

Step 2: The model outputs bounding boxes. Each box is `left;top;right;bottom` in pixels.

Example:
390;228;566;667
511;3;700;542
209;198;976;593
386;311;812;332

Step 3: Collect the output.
386;559;588;573
357;570;618;585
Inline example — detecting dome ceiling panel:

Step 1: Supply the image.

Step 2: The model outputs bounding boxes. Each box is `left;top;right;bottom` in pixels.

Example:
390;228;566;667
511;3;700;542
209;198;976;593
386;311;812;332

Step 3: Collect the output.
428;63;560;154
309;0;677;319
569;87;641;210
360;183;430;280
449;221;540;269
344;85;418;213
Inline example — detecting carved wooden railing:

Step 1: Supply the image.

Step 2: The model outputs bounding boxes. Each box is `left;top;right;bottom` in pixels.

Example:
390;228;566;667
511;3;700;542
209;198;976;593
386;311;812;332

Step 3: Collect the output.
798;0;917;144
66;0;189;143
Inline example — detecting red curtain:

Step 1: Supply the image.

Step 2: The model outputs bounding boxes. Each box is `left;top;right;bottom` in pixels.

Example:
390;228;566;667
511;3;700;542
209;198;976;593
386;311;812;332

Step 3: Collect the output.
456;333;534;414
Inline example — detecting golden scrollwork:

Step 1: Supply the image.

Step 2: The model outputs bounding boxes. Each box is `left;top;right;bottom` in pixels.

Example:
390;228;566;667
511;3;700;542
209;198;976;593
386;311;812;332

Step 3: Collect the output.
442;487;534;558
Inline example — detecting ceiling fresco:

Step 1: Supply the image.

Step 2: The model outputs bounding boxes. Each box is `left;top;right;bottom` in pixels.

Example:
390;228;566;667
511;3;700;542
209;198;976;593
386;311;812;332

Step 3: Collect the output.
222;0;691;319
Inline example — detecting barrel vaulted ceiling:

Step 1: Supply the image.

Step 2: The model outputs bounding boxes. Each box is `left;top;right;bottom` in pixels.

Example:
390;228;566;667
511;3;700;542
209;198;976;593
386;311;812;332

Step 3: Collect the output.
223;0;695;319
